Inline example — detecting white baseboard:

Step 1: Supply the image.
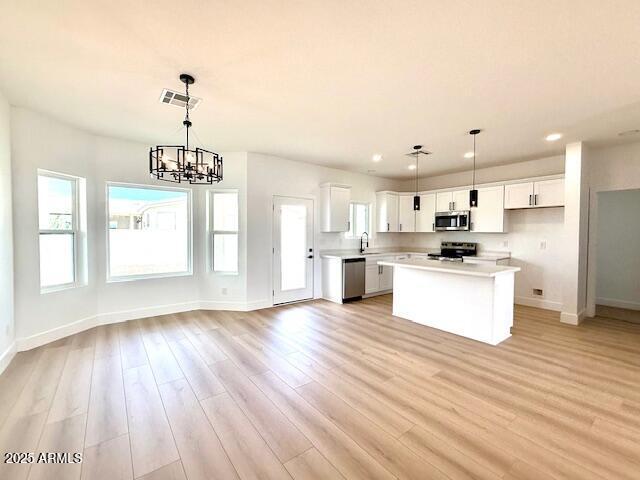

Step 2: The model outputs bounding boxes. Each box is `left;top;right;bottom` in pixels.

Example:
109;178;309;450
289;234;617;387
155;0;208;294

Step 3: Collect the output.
560;309;586;325
14;299;272;353
97;301;201;325
0;342;17;375
199;299;272;311
596;297;640;311
16;314;100;352
515;296;562;311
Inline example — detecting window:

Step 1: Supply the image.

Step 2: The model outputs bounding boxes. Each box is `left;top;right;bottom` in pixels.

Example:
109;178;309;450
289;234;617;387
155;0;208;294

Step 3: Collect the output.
38;171;84;292
107;183;191;280
209;190;239;274
347;202;370;238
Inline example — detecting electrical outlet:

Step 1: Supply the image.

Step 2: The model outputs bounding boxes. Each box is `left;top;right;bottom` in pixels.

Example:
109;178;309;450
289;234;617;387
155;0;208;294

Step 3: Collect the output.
540;240;547;250
502;240;509;248
221;287;228;296
533;288;544;297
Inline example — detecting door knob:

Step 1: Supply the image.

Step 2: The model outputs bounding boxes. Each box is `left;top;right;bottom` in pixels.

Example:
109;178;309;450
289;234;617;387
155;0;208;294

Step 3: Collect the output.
307;255;314;259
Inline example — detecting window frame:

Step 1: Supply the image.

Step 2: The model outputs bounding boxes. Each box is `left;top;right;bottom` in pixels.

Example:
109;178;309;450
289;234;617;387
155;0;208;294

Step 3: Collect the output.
38;170;82;293
345;201;371;239
208;189;239;275
105;181;193;283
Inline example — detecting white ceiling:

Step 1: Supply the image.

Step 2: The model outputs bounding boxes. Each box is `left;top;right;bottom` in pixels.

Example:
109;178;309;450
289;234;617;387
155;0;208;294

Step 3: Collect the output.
2;0;640;179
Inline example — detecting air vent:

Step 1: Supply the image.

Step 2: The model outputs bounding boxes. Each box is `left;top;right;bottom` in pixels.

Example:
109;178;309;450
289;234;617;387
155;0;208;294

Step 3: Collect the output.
533;288;544;297
159;88;201;110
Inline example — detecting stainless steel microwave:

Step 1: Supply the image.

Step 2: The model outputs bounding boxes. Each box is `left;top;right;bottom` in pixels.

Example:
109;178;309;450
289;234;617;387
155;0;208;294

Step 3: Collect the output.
434;210;470;231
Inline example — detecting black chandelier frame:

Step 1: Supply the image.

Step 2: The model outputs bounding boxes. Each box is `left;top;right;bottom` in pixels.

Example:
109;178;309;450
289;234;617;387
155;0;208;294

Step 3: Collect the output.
149;73;223;184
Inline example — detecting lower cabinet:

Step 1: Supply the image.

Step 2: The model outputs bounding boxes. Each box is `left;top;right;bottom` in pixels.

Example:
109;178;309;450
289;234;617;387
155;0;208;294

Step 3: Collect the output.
365;259;394;294
365;265;381;294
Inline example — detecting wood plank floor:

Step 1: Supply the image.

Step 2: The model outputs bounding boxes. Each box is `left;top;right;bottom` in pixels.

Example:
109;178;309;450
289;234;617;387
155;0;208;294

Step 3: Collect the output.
1;295;640;480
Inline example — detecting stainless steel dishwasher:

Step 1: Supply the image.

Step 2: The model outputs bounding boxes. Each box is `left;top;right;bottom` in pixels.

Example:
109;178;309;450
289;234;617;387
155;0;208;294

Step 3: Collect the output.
342;258;365;302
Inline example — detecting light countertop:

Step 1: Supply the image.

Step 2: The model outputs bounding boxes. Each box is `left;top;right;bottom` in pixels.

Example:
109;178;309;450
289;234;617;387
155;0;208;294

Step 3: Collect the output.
320;249;510;261
377;258;520;278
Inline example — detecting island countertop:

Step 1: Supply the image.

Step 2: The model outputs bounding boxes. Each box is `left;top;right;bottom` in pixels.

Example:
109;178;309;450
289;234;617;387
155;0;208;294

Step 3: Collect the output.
377;258;520;278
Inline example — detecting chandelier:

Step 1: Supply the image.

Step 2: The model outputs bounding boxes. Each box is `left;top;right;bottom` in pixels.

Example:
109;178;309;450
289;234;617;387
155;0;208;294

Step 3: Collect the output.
149;74;223;184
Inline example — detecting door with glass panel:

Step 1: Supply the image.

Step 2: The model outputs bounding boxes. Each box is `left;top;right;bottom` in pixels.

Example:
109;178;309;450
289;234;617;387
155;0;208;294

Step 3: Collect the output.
273;196;314;305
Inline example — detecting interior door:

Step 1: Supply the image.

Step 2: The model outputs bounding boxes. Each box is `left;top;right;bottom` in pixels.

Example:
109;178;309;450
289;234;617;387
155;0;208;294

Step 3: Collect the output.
273;196;314;304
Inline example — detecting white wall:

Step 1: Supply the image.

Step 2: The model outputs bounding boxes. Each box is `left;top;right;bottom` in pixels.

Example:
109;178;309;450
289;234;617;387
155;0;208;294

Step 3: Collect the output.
398;155;565;192
595;189;640;310
395;155;566;310
10;108;248;347
246;153;403;306
587;140;640;315
0;91;14;367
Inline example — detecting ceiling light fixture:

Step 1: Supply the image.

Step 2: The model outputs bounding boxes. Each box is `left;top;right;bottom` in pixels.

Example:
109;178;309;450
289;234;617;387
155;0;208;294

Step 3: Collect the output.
545;133;563;142
149;73;223;184
406;145;431;211
372;154;383;162
469;129;481;208
464;151;475;159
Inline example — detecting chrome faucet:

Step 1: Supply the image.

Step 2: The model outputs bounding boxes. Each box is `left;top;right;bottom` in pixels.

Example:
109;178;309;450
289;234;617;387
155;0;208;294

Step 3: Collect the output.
360;232;369;254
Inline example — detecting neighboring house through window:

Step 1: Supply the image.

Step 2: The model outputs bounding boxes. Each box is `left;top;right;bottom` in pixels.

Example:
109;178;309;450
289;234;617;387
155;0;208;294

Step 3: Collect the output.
107;183;191;280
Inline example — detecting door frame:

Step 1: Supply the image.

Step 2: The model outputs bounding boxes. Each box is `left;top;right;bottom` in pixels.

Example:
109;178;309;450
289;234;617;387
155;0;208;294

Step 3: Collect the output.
271;195;315;305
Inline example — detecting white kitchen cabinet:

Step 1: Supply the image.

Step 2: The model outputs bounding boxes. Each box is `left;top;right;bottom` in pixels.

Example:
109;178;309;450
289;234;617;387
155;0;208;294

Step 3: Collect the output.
504;179;564;209
452;189;470;211
320;183;351;232
379;265;393;290
376;192;399;232
436;189;470;211
398;194;416;232
504;182;534;209
365;265;380;294
365;256;394;293
470;185;505;233
534;178;564;207
436;191;452;212
415;193;436;232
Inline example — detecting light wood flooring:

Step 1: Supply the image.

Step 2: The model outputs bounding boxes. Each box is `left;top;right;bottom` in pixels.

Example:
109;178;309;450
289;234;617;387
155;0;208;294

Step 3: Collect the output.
1;295;640;480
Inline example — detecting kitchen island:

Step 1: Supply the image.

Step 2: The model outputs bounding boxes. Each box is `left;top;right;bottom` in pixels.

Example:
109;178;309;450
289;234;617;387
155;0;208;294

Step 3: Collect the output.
377;258;521;345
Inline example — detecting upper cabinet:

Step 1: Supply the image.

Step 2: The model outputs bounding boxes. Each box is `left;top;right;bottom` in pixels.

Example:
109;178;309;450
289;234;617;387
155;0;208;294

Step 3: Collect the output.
436;189;470;211
504;182;534;209
470;186;505;233
320;183;351;232
534;178;564;207
398;194;416;232
416;193;436;232
504;178;564;209
452;189;471;211
436;191;452;212
376;192;399;232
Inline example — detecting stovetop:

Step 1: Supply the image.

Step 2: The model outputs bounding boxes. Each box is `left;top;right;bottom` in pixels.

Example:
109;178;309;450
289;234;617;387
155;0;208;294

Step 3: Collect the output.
427;241;477;262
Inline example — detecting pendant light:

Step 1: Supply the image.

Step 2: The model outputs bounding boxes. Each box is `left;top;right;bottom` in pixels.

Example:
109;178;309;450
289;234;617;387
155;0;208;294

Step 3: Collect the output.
469;129;481;207
406;145;431;210
149;73;223;184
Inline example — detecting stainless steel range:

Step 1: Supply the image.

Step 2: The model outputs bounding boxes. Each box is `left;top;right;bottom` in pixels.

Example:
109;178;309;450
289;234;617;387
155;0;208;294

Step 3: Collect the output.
427;241;477;262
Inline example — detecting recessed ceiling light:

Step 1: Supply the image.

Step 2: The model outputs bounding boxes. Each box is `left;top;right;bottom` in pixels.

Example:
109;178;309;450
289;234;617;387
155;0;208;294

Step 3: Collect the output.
372;154;382;162
463;151;474;159
618;129;640;137
408;164;417;170
545;133;563;142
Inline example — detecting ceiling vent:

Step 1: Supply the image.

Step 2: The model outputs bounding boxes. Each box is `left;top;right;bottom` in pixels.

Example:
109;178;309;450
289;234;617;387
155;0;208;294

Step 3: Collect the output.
159;88;201;110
